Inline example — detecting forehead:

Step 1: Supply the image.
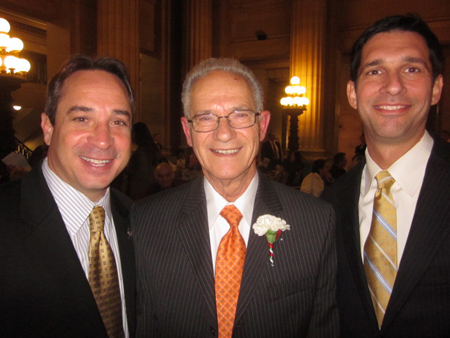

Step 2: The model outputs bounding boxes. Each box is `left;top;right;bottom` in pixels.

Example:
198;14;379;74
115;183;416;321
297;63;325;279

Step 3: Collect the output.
361;30;430;65
61;70;128;100
190;70;255;111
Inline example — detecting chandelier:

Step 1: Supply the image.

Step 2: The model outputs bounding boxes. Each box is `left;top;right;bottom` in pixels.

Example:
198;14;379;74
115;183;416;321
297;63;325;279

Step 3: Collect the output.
0;17;31;76
280;76;309;109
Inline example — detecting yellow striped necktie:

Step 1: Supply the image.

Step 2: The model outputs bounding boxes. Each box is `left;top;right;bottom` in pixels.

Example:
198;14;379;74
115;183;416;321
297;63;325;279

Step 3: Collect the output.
364;170;397;328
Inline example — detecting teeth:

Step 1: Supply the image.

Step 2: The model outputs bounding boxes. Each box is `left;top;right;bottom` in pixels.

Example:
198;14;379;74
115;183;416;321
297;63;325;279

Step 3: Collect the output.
213;149;239;155
376;105;406;110
80;156;111;166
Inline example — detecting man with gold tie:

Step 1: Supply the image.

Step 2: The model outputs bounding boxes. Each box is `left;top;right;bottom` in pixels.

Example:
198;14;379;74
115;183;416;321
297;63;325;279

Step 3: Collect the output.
0;55;136;337
322;14;450;337
132;58;338;337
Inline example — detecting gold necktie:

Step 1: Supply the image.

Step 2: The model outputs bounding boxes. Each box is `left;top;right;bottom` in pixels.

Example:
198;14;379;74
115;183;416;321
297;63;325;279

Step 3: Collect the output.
364;171;397;327
88;206;124;338
215;205;246;338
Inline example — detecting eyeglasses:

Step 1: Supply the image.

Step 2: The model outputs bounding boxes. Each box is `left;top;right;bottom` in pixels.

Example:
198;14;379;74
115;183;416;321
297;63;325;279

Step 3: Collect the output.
188;110;261;133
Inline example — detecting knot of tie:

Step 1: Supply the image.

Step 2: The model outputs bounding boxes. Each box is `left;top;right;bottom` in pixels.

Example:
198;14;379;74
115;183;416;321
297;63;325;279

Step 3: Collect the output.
375;170;395;191
220;205;243;228
89;206;106;233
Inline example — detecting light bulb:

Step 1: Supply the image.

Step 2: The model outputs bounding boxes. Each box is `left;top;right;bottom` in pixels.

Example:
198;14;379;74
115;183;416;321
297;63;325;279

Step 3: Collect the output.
0;18;11;34
290;76;300;85
285;86;293;95
0;33;10;49
7;37;24;52
17;58;31;73
4;55;18;70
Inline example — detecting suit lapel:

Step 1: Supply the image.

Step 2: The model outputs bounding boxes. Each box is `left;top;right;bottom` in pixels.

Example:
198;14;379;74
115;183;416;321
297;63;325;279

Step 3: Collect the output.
234;174;284;324
20;170;98;308
340;161;379;324
383;142;450;328
110;190;135;332
176;177;217;319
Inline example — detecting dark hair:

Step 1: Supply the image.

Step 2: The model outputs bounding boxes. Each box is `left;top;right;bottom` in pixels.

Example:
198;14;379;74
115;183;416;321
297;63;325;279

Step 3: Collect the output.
350;14;443;83
333;152;346;164
45;54;135;125
311;159;326;174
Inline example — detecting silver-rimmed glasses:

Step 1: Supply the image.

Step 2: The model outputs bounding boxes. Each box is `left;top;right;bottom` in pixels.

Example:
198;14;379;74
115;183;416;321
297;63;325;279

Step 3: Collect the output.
187;110;261;133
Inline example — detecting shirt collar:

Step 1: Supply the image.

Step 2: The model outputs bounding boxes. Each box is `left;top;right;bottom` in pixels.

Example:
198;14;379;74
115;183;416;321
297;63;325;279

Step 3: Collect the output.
363;131;433;197
204;172;259;229
42;157;111;235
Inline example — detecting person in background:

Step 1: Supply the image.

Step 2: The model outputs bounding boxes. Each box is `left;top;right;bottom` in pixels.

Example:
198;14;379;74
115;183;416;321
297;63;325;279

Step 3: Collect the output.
260;132;282;171
300;158;332;197
131;57;338;337
329;152;347;180
125;122;159;200
322;14;450;337
0;55;136;337
139;162;185;198
354;132;367;158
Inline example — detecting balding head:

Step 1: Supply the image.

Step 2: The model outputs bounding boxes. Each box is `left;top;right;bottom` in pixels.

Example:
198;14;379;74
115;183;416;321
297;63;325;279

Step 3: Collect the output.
155;162;175;189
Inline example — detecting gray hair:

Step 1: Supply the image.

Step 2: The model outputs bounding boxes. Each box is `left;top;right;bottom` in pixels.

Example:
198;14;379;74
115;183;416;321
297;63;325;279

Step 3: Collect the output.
181;58;264;118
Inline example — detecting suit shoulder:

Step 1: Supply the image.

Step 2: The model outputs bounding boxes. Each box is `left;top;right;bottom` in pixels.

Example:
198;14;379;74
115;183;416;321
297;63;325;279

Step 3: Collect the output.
111;187;133;209
269;178;333;212
133;179;194;213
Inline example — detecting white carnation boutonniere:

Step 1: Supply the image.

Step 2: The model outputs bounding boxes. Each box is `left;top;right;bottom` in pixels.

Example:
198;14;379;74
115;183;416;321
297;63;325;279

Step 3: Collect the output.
253;214;290;266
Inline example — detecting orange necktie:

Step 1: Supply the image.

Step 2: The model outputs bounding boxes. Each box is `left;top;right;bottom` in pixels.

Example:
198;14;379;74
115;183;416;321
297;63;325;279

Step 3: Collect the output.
215;205;246;338
88;206;124;338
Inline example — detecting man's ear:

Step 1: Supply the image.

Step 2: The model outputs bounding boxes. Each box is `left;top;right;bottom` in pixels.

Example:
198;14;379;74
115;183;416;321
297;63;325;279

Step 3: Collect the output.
41;113;53;146
181;117;193;147
258;110;271;142
347;80;358;109
431;74;444;106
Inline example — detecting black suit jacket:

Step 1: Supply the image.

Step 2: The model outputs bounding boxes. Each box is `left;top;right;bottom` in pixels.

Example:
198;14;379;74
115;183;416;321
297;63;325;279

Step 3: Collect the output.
321;137;450;337
132;174;338;337
0;167;136;338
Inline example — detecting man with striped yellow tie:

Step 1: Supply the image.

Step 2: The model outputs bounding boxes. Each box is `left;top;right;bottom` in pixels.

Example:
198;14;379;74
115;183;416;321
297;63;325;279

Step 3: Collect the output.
322;14;450;337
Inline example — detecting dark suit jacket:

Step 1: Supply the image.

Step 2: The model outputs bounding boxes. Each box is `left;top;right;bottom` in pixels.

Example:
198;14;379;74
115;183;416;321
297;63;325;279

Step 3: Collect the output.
0;167;136;338
321;137;450;337
131;174;338;337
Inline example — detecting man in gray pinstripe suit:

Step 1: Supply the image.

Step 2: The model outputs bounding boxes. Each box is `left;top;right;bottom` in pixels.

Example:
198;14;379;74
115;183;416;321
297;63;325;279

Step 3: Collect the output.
132;58;338;337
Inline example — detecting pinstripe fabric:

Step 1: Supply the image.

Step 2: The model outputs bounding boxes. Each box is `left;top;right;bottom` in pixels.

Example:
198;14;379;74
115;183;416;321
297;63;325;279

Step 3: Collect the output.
132;174;339;337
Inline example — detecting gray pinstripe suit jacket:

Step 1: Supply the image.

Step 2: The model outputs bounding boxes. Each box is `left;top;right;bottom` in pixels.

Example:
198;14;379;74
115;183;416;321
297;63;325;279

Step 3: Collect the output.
131;173;338;337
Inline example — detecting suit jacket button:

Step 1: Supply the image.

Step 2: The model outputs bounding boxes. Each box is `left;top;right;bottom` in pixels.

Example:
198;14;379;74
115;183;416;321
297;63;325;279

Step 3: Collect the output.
210;327;216;336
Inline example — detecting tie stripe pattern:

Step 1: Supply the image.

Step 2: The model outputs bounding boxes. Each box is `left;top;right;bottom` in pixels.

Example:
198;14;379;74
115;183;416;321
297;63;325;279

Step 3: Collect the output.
364;170;397;327
215;205;246;338
88;206;124;338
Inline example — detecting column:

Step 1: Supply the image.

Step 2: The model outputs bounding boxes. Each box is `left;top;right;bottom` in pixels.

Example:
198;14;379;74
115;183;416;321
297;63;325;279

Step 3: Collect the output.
183;0;212;74
290;0;326;155
97;0;140;118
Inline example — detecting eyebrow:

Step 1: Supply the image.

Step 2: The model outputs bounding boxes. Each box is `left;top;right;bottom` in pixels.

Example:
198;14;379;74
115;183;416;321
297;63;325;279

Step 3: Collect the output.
68;105;131;119
360;56;430;74
194;107;253;115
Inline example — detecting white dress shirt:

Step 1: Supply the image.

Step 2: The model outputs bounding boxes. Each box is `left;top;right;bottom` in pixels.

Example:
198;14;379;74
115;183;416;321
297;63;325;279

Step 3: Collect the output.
359;132;433;264
42;158;129;337
205;173;258;272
